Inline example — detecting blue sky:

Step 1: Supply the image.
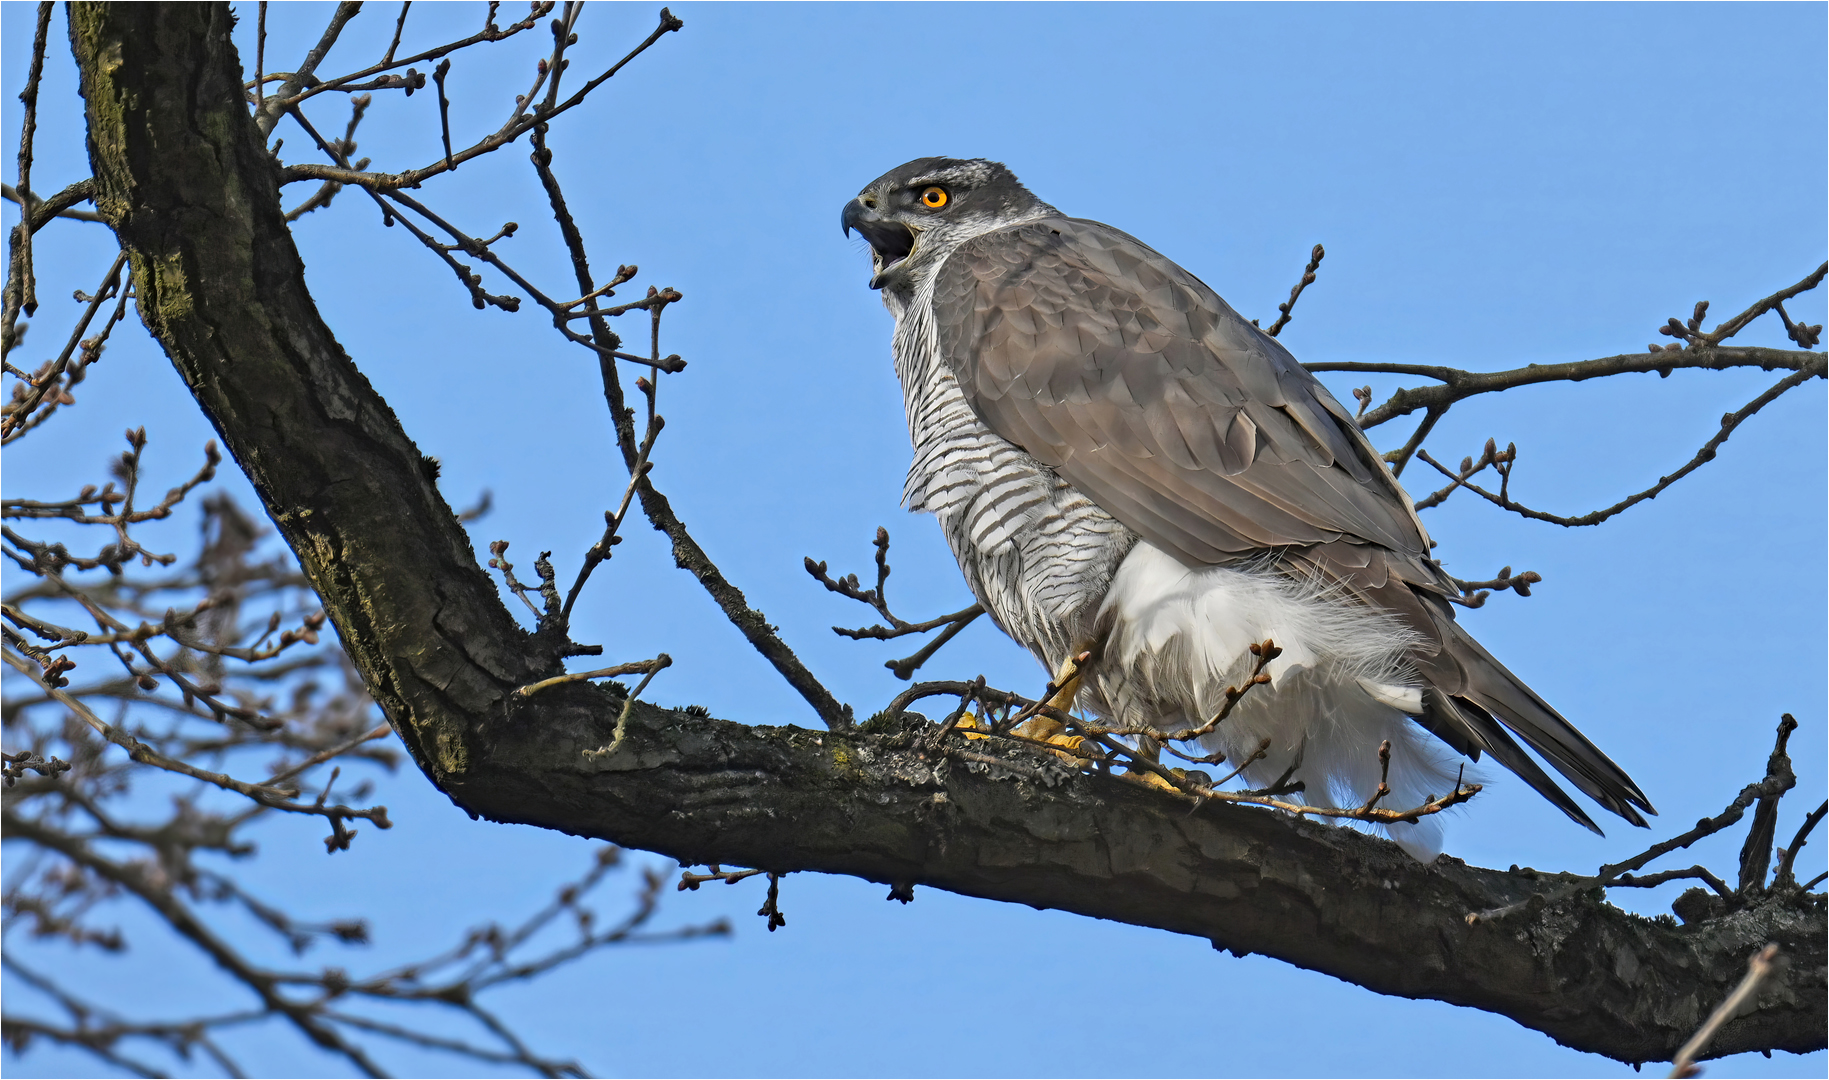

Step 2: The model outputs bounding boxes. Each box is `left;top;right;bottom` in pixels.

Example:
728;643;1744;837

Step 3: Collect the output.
3;2;1825;1076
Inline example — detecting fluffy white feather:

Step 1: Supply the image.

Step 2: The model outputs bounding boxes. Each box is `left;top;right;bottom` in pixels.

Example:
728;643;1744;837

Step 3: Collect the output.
1088;542;1464;861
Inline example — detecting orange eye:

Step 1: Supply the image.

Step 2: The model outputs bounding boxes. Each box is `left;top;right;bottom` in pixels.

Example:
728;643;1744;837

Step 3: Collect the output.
920;186;949;209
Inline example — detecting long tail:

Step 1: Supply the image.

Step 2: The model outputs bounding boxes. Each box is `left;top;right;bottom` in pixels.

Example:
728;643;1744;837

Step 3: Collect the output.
1418;611;1655;833
1283;541;1656;834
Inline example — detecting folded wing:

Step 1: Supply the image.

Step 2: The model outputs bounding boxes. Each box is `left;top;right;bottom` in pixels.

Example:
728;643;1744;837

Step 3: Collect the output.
930;217;1654;828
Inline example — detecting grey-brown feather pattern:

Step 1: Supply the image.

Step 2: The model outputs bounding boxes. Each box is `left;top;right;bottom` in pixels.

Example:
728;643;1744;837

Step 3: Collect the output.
933;219;1424;563
931;216;1653;828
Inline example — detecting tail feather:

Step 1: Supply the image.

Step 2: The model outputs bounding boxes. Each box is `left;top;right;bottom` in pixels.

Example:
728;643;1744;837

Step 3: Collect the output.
1283;541;1655;834
1433;616;1654;827
1422;689;1601;834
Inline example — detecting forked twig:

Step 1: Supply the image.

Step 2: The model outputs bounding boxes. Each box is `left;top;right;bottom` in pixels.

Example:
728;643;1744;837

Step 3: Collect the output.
1470;716;1800;923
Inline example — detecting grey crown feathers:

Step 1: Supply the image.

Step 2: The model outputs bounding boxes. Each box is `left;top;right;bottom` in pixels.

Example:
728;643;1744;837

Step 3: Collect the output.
843;156;1652;858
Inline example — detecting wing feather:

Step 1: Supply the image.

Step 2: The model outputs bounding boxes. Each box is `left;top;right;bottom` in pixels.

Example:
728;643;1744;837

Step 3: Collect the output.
930;216;1654;827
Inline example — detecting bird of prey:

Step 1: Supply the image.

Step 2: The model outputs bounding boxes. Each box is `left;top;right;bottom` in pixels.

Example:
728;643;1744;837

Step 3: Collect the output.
841;157;1653;859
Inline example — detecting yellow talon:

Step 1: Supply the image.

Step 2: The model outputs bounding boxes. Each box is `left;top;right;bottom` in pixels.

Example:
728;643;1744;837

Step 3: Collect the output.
1011;715;1066;743
1129;769;1182;792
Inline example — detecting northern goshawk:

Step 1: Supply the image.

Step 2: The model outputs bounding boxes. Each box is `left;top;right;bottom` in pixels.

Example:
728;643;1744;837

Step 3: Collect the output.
842;157;1653;859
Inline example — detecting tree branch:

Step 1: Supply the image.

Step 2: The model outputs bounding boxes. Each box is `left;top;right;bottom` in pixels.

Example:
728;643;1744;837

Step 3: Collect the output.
1309;345;1821;431
1412;362;1824;528
64;3;1823;1069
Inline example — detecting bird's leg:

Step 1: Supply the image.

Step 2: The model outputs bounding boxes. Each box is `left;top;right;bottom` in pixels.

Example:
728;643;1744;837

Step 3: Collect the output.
1013;650;1089;740
1010;649;1097;763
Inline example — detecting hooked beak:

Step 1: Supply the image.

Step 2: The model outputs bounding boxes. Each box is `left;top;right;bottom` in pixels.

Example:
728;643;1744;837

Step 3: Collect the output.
841;198;916;290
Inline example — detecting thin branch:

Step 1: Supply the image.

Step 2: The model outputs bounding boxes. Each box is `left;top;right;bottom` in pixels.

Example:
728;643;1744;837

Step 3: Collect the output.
432;59;455;171
1667;944;1783;1078
381;1;412;66
277;9;685;193
1666;263;1827;348
1311;344;1821;432
2;647;391;832
885;607;981;680
1262;243;1324;337
261;722;393;788
3;181;103;227
254;1;267;112
2;811;391;1078
516;118;848;727
515;655;670;698
255;1;362;138
1773;800;1827;889
284;1;546;107
2;251;129;442
1413;436;1512;511
318;1011;581;1077
1413;362;1823;528
809;528;986;678
5;2;55;343
1471;716;1798;923
0;1015;172;1078
1383;405;1442;477
281;95;370;222
1612;865;1735;899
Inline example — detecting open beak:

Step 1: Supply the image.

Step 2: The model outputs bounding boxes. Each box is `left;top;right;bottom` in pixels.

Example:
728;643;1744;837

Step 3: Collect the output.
842;198;916;290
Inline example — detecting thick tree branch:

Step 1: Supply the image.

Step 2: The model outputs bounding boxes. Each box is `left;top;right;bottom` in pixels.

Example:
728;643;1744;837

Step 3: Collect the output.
66;3;1823;1069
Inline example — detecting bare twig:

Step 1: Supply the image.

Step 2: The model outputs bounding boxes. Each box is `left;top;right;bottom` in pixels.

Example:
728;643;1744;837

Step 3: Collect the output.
757;872;786;932
2;180;102;228
1383;405;1442;477
925;674;984;749
1659;263;1827;348
255;1;267;111
1471;716;1799;923
1612;865;1736;899
1262;243;1324;337
1667;944;1783;1078
432;58;455;171
1413;437;1512;511
885;607;982;680
1773;800;1827;890
4;2;55;348
1312;342;1821;433
677;865;767;890
520;115;849;727
381;1;412;65
809;528;986;679
514;654;670;698
276;8;685;191
2;251;128;441
1412;362;1824;528
262;722;393;788
1441;567;1541;609
255;1;362;138
2;646;391;831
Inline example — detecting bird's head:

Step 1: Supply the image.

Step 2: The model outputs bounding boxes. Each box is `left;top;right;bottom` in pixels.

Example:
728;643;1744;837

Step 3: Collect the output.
842;158;1053;291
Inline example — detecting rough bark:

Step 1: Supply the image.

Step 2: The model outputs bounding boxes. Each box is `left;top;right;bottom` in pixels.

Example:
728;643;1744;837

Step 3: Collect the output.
66;3;1825;1067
